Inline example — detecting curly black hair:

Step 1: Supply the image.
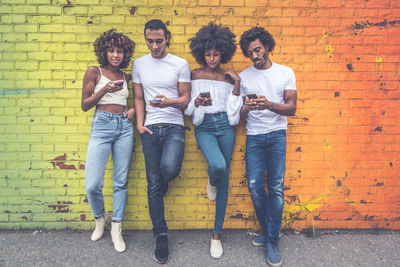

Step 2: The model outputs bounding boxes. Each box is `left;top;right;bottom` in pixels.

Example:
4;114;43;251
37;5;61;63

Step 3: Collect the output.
189;22;237;66
93;29;135;69
239;27;275;57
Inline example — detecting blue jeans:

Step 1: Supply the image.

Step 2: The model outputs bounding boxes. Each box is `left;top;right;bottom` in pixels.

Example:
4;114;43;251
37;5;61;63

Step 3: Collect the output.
245;130;286;246
85;110;134;221
140;124;185;236
195;112;235;235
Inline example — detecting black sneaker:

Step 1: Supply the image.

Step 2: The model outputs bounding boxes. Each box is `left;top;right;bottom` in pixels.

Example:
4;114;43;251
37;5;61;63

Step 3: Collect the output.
154;234;169;264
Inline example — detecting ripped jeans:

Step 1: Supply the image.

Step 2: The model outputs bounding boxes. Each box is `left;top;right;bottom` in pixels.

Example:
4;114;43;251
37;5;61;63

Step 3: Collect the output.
245;130;286;246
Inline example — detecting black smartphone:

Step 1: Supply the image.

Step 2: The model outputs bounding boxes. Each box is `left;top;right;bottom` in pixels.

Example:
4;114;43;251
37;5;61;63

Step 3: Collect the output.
247;94;258;99
200;92;211;98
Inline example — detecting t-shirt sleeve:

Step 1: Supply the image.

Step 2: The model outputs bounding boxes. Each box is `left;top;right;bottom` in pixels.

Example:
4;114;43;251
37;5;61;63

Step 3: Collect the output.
178;60;191;83
131;59;141;84
284;68;296;90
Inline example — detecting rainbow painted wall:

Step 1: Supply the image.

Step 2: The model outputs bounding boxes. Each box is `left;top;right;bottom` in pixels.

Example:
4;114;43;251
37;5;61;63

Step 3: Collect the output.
0;0;399;230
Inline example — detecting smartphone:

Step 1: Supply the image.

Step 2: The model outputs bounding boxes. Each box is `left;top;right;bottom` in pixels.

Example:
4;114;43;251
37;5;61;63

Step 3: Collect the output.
200;92;211;98
113;80;124;86
150;97;162;103
247;94;258;99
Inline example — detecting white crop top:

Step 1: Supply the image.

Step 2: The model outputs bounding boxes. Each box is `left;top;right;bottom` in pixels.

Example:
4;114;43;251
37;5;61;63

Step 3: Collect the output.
93;66;129;106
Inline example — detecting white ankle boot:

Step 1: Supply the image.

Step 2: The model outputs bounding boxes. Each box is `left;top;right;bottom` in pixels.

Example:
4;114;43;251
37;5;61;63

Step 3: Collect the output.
111;221;126;253
91;211;111;241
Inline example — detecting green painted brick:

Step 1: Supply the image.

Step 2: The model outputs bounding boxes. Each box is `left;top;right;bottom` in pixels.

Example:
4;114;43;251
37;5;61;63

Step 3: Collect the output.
29;107;50;116
0;134;17;143
0;188;18;196
7;161;31;170
18;152;42;161
38;6;62;14
42;116;66;125
20;187;43;196
1;116;16;124
6;143;30;152
4;52;27;61
33;213;57;222
0;25;13;32
42;187;67;196
4;125;29;133
8;196;32;205
0;62;14;69
40;98;65;107
0;43;14;51
0;5;12;13
27;0;51;3
17;98;42;106
17;117;40;125
32;179;56;187
42;170;67;179
0;214;9;222
1;0;25;3
1;15;26;24
15;62;38;69
10;214;33;222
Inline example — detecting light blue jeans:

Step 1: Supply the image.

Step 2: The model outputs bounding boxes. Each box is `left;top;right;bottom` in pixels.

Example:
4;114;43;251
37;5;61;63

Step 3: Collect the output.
195;112;235;235
245;130;286;246
85;109;134;221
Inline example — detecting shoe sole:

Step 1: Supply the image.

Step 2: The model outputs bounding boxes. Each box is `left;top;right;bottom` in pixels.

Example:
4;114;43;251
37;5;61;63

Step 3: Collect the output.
266;258;282;267
251;239;265;247
154;255;170;264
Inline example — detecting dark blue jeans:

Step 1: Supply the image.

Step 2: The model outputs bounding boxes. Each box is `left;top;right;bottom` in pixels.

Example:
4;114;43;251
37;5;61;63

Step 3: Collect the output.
245;130;286;246
140;124;185;236
195;112;235;235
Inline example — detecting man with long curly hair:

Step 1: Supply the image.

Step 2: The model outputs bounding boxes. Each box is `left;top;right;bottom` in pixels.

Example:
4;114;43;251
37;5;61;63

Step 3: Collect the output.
132;19;191;264
239;27;297;267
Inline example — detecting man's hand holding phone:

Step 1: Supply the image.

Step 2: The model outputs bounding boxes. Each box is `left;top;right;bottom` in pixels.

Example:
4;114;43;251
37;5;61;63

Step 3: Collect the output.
149;95;169;108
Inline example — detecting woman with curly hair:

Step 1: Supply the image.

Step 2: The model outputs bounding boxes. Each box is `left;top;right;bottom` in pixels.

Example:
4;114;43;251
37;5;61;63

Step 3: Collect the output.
185;22;242;258
81;29;135;253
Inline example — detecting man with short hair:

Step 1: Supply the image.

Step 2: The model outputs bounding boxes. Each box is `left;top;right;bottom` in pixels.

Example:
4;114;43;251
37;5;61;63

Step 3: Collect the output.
132;19;191;264
239;27;297;267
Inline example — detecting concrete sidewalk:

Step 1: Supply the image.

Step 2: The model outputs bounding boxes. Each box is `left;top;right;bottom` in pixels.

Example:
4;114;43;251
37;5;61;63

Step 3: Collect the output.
0;229;399;266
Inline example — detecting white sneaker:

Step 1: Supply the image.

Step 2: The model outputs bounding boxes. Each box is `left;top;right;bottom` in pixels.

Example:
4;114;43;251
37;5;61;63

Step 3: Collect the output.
210;238;223;259
111;221;126;253
91;211;111;241
207;179;217;201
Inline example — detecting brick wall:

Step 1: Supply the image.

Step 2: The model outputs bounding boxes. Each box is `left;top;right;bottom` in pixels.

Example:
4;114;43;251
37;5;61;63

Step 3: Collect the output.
0;0;399;230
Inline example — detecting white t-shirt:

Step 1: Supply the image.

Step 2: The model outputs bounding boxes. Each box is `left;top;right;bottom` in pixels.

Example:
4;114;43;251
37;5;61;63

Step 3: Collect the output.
239;62;296;135
132;53;191;126
185;79;242;126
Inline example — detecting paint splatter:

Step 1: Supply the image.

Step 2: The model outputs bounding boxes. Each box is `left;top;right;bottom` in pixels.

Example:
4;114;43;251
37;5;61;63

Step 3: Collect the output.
346;64;354;72
130;7;137;15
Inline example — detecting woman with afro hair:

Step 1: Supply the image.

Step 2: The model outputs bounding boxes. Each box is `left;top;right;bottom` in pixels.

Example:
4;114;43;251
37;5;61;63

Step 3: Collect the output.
81;29;135;253
185;22;242;259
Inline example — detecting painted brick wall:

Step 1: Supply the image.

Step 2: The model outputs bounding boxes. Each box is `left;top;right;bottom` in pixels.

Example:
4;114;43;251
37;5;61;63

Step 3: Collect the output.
0;0;399;230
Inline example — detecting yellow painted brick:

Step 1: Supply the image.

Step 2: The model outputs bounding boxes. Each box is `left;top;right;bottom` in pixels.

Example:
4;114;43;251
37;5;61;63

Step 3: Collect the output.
15;80;39;88
0;25;13;33
4;53;27;61
52;15;77;24
14;24;38;33
53;53;77;62
3;33;27;42
17;134;41;143
39;61;63;70
52;71;76;80
15;43;39;52
40;24;63;33
27;0;51;3
40;80;64;89
101;16;125;24
88;6;113;15
0;5;12;13
5;125;29;134
37;6;62;14
40;98;65;107
42;116;66;125
12;5;37;14
15;62;38;70
28;52;52;61
30;125;53;134
52;33;76;42
42;170;66;179
28;33;51;42
63;6;88;15
1;15;26;24
1;116;16;124
63;25;89;33
27;71;52;80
